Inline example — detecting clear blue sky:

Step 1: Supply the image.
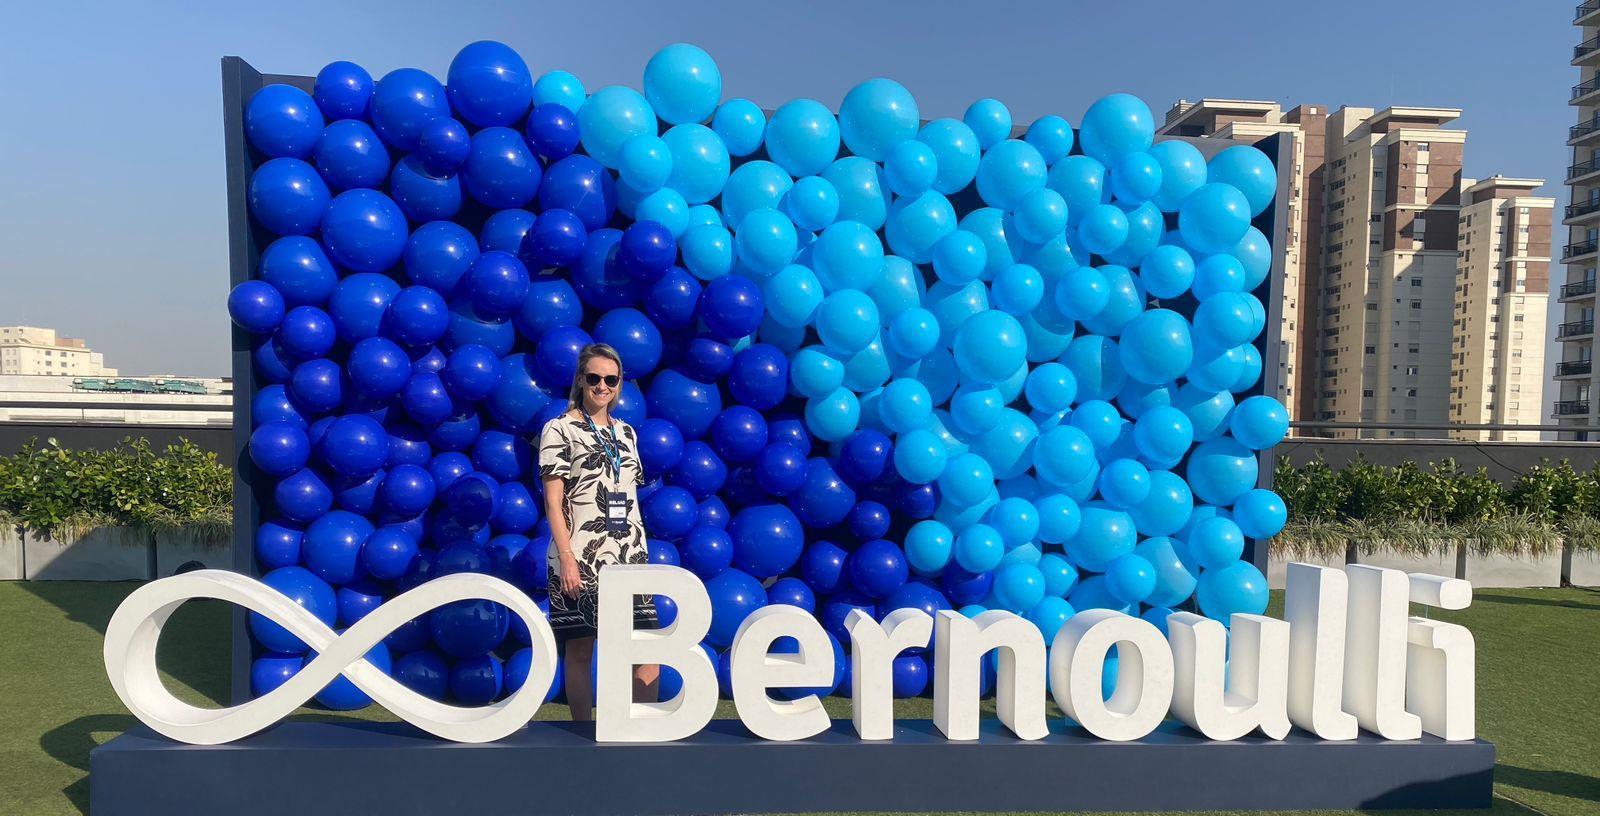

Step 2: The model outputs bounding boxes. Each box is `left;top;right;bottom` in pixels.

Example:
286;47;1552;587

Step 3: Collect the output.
0;0;1574;376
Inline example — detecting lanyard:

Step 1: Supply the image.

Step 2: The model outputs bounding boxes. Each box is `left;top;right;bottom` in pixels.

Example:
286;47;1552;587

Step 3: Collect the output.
581;408;622;485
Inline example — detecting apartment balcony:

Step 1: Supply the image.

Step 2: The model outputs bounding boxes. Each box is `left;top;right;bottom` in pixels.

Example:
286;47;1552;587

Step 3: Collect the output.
1555;400;1592;416
1562;278;1598;300
1566;199;1600;225
1557;360;1594;378
1569;157;1600;185
1577;76;1600;107
1571;118;1600;145
1559;318;1596;339
1580;0;1600;24
1578;34;1600;64
1563;239;1600;262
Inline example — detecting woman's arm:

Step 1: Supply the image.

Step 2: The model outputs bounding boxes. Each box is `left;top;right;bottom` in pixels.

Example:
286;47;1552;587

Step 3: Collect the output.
544;474;582;597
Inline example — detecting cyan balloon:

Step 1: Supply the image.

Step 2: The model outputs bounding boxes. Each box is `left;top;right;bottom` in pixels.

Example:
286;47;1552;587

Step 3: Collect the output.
976;139;1048;211
1025;115;1075;165
766;98;840;177
1103;201;1163;268
1207;145;1276;217
1014;189;1069;245
1110;151;1163;204
931;230;987;285
991;263;1044;315
577;85;656;168
1065;503;1137;571
712;98;766;157
1179;182;1252;255
662;123;730;205
1119;309;1195;385
1129;470;1193;537
804;387;861;442
953;310;1026;386
618;135;673;193
1046;155;1108;227
643;43;722;125
1036;493;1082;545
821;156;889;230
1148;140;1208;212
1078;204;1129;256
816;290;880;354
880;378;933;434
1059;334;1127;403
884;139;938;198
870;255;925;324
813;220;885;292
887;306;940;359
1141;244;1195;300
1233;488;1288;539
1196;561;1269;620
839;78;921;161
1230;395;1290;450
531;69;585;111
885;190;958;264
1034;426;1095;489
734;208;799;276
963;98;1012;149
681;224;734;281
1186;437;1259;505
1079;93;1154;164
786;176;840;233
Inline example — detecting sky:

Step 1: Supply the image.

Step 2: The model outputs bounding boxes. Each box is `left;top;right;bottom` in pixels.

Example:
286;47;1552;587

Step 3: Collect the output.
0;0;1577;377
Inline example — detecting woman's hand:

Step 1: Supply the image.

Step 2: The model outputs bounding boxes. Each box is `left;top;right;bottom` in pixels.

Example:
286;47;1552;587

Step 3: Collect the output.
558;551;582;597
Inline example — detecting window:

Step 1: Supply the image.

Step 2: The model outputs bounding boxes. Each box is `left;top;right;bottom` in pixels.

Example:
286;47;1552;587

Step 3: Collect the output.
1410;300;1423;310
1411;278;1423;287
1406;366;1419;376
1365;345;1376;354
1363;389;1374;397
1409;344;1420;354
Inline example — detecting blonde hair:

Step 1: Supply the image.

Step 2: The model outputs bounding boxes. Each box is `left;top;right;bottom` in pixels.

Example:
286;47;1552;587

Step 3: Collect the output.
567;343;625;412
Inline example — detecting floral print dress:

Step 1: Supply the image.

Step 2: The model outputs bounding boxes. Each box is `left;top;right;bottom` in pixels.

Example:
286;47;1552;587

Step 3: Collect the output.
538;411;656;640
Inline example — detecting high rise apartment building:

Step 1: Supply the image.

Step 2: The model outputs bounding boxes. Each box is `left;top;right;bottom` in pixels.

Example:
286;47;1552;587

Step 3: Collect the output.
0;326;116;376
1556;2;1600;437
1450;178;1551;441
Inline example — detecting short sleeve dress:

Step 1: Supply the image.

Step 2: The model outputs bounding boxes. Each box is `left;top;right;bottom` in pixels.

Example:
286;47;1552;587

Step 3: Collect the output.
537;411;656;641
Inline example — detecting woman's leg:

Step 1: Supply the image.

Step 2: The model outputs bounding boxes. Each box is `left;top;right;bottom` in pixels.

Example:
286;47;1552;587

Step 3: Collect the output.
633;663;660;703
565;637;596;721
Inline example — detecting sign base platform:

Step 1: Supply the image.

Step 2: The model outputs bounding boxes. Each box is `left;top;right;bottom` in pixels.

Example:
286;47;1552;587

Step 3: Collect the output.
91;718;1494;814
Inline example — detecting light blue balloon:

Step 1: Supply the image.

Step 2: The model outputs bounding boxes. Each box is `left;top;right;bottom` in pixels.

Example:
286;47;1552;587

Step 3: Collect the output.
932;230;987;284
917;118;981;195
712;98;766;157
636;188;690;238
1047;155;1108;226
995;359;1030;406
993;562;1046;612
1231;226;1272;291
577;85;655;168
815;289;880;354
1187;437;1259;506
1186;342;1247;394
1105;554;1156;604
1141;244;1195;299
1059;334;1126;403
1023;313;1074;365
1231;395;1290;450
1098;458;1151;510
1034;426;1095;489
1038;552;1079;598
1014;189;1068;244
734;208;799;276
1193;253;1246;301
1179;182;1251;255
1116;380;1173;420
842;334;892;393
1067;399;1122;451
884;140;938;197
925;279;985;347
976;139;1048;211
821;157;889;230
1231;345;1263;393
1130;471;1193;537
766;99;840;177
1138;536;1198;607
1119;309;1194;385
759;314;807;355
871;256;926;325
940;452;995;508
970;408;1037;480
1065;503;1137;571
950;386;1005;436
1078;93;1154;164
839;78;920;161
987;496;1040;548
661;124;729;205
1148;140;1208;213
1025;115;1075;165
1052;265;1110;322
1233;488;1288;539
953;310;1026;386
1196;561;1269;621
786;176;840;232
881;378;933;434
886;190;957;263
954;523;1005;572
958;207;1016;281
681;223;733;280
1079;264;1144;336
1103;202;1163;268
685;204;724;231
991;263;1044;315
643;43;721;125
804;387;861;442
1194;290;1256;348
722;161;793;227
963;98;1012;149
1207;145;1276;217
1036;492;1082;544
905;520;955;575
1078;204;1129;256
532;70;584;111
896;427;951;484
1174;383;1235;442
914;350;962;407
1024;362;1077;415
618;134;672;192
1110;151;1163;203
1133;405;1193;465
813;221;885;292
887;306;939;359
763;264;824;328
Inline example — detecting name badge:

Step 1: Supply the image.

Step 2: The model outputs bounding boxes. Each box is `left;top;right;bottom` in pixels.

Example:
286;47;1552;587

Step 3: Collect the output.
605;489;629;534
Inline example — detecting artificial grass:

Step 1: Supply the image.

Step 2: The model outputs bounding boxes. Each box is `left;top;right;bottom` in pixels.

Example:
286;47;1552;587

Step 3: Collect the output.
0;582;1596;815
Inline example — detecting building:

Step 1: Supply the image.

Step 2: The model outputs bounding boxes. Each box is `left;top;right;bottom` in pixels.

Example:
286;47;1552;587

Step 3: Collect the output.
1159;99;1326;421
1311;106;1465;438
1450;178;1552;441
0;326;116;376
0;374;231;426
1557;4;1600;438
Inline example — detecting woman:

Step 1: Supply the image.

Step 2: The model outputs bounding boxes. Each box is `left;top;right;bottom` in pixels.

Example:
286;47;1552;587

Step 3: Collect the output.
538;343;658;720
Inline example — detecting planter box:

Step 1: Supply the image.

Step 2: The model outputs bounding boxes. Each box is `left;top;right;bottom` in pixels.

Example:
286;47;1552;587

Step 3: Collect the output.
0;524;22;580
1351;543;1463;581
1563;545;1600;587
1460;550;1562;588
1267;546;1351;589
24;526;153;581
155;528;233;577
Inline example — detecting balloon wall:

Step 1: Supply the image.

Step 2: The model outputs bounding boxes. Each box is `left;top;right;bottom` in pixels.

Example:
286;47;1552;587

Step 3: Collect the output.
229;41;1290;710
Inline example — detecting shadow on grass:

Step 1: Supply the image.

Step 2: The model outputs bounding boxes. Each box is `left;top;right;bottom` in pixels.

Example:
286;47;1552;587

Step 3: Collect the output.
40;713;138;815
1495;762;1600;805
1474;589;1600;613
17;580;135;636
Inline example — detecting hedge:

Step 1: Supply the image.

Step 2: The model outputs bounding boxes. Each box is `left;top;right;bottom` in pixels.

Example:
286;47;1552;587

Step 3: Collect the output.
0;438;231;538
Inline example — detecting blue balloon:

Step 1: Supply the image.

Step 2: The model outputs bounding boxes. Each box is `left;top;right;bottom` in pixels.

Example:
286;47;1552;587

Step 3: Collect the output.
249;158;330;236
446;41;533;127
247;84;324;159
321;189;406;273
643;43;721;125
705;568;766;647
963;98;1012;149
699;273;764;340
290;359;342;413
260;236;338;308
976;140;1048;211
1233;488;1288;539
314;119;388;191
540;154;618;231
766;98;840;177
1196;561;1270;620
1079;93;1154;164
418;117;471;176
307;640;391;710
313;61;373;120
673;441;729;499
1230;395;1290;450
713;98;767;157
249;422;309;477
593;308;663;377
646;369;720;439
228;281;285;335
789;458;856;529
369;68;448;152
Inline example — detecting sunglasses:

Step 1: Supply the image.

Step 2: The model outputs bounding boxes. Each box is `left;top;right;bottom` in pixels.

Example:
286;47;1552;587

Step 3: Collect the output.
584;373;620;387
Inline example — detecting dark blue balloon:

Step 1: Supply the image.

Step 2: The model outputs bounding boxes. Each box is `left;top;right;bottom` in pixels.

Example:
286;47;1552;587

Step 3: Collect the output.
684;337;735;382
645;267;702;329
251;653;302;697
246;84;323;159
384;417;433;468
328;273;401;343
253;384;308;429
429;599;509;659
369;68;448;152
253;337;293;383
303;510;374;584
898;480;940;519
337;579;386;626
848;500;892;542
249;567;335;654
884;581;951;620
488;353;555;432
680;525;734;580
790;458;856;529
361;526;418;580
250;158;330;236
535;325;593;387
464;251;531;320
261;236;338;308
479;208;536;255
522;208;588;270
800;540;849;595
446;40;533;127
255;520;303;570
515;276;584;341
819;589;875;643
755;443;808;496
429;452;474;494
768;416;812;457
525;103;580;160
648;540;681;570
671;441;728;500
314;61;374;121
443;344;501;402
428;412;481;452
290;359;342;414
229;281;285;334
636;418;685;475
462;127;542;210
849;538;909;599
435;543;492;576
451;654;505;704
274;468;333;523
445;306;516;355
766;577;817;613
390;155;462;222
385;286;450;347
612;381;647;427
321;189;407;273
393;649;450;700
335;469;385;515
443;472;499;527
379;463;435;517
729;503;805;578
891;654;928;698
417;117;471;176
471;429;530;481
320;415;388;479
539;154;617;231
643;485;698;540
593;308;664;377
618;221;676;283
705;568;766;648
838;429;893;488
698;495;730;529
645;369;720;439
728;344;789;410
572;228;644;310
401;371;455;426
698;274;764;340
348;337;410;399
710;406;768;464
314;120;389;191
492;482;539;532
412;346;448;374
404;221;480;296
941;562;994;606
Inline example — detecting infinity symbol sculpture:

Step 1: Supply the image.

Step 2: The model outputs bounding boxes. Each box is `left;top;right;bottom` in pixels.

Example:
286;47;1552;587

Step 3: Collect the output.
104;569;556;745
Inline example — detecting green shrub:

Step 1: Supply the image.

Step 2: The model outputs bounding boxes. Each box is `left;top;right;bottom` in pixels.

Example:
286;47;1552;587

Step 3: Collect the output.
0;437;231;536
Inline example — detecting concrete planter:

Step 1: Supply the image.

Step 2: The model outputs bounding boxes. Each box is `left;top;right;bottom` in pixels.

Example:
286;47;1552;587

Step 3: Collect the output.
154;528;232;577
1351;541;1463;581
1562;545;1600;587
23;526;153;581
1267;546;1351;589
0;523;22;580
1460;549;1563;588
